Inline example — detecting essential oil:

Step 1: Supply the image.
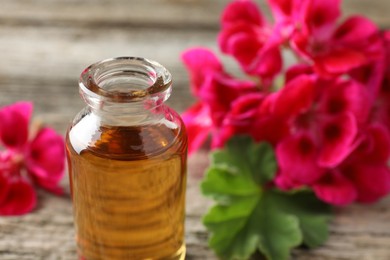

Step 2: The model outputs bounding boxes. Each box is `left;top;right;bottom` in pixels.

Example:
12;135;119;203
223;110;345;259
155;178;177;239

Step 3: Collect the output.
66;57;187;260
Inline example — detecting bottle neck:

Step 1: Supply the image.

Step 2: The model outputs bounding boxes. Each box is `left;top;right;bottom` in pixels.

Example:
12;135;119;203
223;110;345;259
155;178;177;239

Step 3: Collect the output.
87;100;167;126
79;57;172;126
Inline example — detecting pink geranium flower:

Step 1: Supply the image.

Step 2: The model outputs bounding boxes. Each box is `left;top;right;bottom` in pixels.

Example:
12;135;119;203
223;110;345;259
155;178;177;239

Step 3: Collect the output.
289;0;383;76
218;0;282;85
273;71;390;205
214;92;290;148
313;124;390;205
181;0;390;206
372;31;390;130
181;48;259;154
0;102;65;215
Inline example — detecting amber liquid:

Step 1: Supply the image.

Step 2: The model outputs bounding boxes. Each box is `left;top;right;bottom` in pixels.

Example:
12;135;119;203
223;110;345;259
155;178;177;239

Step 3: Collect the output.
66;119;187;260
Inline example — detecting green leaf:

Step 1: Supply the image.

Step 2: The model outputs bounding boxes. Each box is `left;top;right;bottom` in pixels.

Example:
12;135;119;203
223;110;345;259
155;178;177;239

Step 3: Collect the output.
254;193;303;260
201;167;260;204
211;136;276;185
268;190;332;248
203;196;260;258
249;140;276;185
201;136;332;260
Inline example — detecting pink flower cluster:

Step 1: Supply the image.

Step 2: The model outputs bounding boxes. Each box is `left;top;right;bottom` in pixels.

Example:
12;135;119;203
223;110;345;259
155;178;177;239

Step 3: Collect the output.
0;102;65;215
182;0;390;206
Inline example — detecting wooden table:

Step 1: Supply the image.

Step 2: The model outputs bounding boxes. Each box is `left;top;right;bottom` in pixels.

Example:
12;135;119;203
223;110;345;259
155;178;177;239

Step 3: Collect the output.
0;1;389;259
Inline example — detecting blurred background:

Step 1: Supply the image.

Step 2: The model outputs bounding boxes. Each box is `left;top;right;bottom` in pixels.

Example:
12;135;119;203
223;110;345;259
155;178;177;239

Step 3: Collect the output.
0;0;389;136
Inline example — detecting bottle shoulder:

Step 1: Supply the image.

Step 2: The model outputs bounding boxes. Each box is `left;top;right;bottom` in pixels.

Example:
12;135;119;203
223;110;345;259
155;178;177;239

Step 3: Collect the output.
66;107;187;160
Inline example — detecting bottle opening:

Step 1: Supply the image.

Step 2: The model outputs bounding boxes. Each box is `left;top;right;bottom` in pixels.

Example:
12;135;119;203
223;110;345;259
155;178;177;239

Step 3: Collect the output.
79;57;172;103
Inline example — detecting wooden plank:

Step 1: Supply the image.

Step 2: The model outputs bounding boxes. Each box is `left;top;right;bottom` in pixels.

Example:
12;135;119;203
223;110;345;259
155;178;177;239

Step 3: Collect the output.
0;0;225;30
0;0;389;28
0;25;217;80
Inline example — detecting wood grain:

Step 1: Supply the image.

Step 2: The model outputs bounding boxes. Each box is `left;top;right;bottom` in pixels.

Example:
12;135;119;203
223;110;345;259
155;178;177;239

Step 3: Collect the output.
0;0;389;259
0;0;389;28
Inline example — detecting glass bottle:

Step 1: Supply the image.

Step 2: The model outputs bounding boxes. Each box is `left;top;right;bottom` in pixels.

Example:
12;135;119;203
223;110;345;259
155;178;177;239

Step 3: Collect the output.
66;57;187;260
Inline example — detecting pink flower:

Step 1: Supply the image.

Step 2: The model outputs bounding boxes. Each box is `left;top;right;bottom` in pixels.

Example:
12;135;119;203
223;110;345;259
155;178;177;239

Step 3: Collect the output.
289;0;383;76
276;132;325;186
352;31;390;136
273;73;379;205
0;102;65;215
218;0;282;85
273;66;390;205
181;0;390;206
181;48;259;154
312;169;357;206
313;124;390;205
182;103;212;154
372;31;390;130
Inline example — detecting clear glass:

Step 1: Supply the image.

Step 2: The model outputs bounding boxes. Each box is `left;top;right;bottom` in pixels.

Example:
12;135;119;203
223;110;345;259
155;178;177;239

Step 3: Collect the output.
66;57;187;260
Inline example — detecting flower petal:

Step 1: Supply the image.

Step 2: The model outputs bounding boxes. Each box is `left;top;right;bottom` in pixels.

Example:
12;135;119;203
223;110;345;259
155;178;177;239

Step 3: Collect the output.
268;0;295;22
221;0;265;28
198;72;257;127
251;116;288;145
302;0;341;39
276;133;324;185
318;113;358;167
315;48;367;75
212;93;264;148
181;48;222;96
219;22;282;82
313;16;383;76
313;170;357;206
218;24;263;68
26;127;65;194
251;44;283;82
344;164;390;204
285;64;314;82
275;171;302;190
365;124;390;163
182;103;212;155
224;93;264;123
318;79;371;123
0;178;37;216
349;60;385;99
273;75;315;119
0;102;33;149
333;16;380;49
0;174;10;205
350;123;390;164
251;93;289;144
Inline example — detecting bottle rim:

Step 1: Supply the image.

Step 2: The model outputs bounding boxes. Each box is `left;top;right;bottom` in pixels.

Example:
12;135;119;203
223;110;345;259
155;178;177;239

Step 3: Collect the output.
79;57;172;103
